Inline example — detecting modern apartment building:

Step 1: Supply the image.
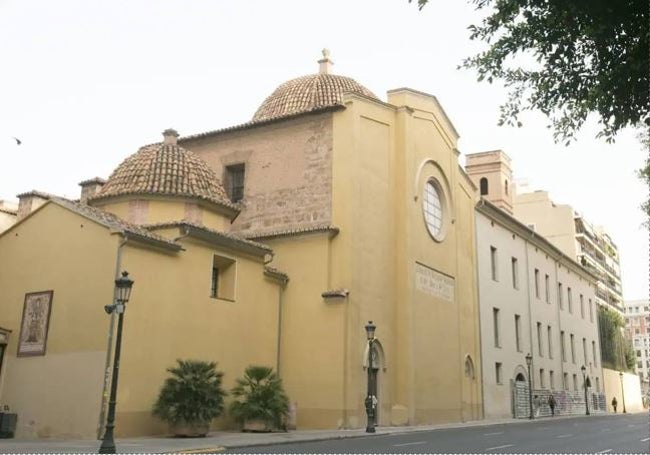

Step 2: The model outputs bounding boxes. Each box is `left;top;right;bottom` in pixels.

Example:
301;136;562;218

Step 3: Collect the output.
514;190;623;315
466;151;604;419
624;299;650;390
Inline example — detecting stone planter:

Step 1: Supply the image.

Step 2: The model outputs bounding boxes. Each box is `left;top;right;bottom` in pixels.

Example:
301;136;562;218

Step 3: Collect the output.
170;421;210;437
242;419;272;432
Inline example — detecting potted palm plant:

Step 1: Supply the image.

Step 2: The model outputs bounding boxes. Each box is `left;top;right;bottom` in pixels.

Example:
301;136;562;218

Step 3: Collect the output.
230;365;289;432
153;359;227;437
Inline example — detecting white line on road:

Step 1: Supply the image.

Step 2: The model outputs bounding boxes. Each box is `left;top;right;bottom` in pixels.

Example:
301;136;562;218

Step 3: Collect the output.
596;449;612;453
641;437;650;442
393;441;427;447
485;444;514;451
483;431;504;436
556;434;573;438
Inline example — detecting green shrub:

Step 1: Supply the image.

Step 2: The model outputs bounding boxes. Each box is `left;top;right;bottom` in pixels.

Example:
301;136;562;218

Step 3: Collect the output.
230;366;289;429
153;359;227;425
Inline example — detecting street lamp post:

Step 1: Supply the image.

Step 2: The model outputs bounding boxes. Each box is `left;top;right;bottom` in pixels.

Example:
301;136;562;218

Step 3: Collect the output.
364;321;376;434
525;353;533;420
581;365;590;415
99;271;134;454
619;371;627;414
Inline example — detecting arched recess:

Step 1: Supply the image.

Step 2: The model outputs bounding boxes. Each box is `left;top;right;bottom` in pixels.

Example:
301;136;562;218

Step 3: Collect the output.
480;177;488;195
362;339;386;371
513;364;528;381
413;158;456;233
461;354;479;421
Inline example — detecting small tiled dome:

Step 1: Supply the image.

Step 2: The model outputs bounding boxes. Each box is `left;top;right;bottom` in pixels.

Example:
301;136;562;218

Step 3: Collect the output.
90;129;235;209
252;50;378;121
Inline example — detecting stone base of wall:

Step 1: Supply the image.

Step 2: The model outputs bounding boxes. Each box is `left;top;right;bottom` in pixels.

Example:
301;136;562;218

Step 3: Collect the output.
514;382;606;418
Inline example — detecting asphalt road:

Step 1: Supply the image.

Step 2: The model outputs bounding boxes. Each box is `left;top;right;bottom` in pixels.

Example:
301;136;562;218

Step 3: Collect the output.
226;413;650;453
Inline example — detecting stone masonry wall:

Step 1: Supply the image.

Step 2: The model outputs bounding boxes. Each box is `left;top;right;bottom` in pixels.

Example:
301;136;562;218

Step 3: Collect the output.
182;113;333;236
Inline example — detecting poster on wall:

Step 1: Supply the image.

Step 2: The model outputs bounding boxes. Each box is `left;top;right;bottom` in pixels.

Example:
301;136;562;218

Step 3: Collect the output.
17;291;54;357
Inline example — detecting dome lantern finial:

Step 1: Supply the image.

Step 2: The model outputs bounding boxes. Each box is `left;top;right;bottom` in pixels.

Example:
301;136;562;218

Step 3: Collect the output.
162;128;179;145
318;48;333;75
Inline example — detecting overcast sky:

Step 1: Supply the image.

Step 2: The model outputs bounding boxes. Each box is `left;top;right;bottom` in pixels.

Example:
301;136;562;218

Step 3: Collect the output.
1;0;647;300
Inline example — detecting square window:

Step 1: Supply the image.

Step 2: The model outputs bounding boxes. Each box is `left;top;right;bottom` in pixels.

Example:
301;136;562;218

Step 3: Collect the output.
225;164;245;203
210;255;237;301
496;362;503;384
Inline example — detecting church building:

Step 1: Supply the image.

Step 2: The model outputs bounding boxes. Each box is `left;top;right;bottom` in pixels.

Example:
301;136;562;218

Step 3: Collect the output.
0;51;481;438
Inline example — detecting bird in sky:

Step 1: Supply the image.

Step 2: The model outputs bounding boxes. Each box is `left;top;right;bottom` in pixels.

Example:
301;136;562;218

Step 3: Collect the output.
11;137;21;145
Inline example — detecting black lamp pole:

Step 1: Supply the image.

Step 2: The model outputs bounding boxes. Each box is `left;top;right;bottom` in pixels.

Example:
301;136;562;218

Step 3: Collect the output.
581;365;590;415
99;272;134;454
364;321;376;433
619;371;627;413
525;353;533;420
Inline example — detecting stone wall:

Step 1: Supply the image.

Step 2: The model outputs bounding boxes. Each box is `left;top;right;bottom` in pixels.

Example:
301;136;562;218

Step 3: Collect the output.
514;381;606;418
182;113;333;236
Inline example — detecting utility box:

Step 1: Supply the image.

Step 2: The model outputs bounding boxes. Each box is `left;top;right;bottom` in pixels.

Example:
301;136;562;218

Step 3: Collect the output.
0;412;17;438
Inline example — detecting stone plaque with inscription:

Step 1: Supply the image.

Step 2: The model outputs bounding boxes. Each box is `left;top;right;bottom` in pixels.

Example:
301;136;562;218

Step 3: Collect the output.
415;262;454;302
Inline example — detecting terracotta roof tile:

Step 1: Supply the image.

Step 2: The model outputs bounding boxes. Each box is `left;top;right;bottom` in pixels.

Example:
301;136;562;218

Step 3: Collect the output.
252;74;378;121
90;143;237;211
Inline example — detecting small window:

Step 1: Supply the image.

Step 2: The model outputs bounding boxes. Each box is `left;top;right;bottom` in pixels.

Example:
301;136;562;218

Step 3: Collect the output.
210;255;237;301
423;180;445;240
493;308;500;347
561;331;566;362
225;164;245;203
511;257;519;289
534;269;540;299
545;274;550;303
537;322;543;357
539;369;545;388
589;299;593;322
563;372;569;390
567;287;573;313
558;283;563;309
549;370;555;389
572;374;578;391
592;341;598;367
547;326;553;358
580;294;585;318
515;314;522;352
490;247;498;281
496;362;503;384
583;337;587;365
570;334;575;363
504;179;509;195
480;177;489;195
595;377;600;392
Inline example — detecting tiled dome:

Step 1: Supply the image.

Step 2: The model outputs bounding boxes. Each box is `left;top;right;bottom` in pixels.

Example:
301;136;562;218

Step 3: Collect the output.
252;50;378;121
90;129;235;209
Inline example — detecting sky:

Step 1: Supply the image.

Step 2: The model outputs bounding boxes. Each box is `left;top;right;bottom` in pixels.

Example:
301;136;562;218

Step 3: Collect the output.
0;0;647;300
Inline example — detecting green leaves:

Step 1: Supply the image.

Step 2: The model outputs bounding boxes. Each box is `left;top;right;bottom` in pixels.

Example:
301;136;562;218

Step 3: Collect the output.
411;0;649;144
229;365;290;429
152;359;227;425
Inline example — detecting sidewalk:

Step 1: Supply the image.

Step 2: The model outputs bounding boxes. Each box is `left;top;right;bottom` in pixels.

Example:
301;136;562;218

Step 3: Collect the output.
0;414;610;454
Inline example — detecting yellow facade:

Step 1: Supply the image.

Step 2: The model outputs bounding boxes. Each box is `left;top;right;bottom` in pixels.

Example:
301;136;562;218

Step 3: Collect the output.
0;57;482;438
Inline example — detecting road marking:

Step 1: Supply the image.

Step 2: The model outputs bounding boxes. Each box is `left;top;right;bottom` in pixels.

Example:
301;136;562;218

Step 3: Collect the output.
556;434;573;438
641;437;650;442
483;431;504;436
485;444;514;451
596;450;612;453
393;441;426;447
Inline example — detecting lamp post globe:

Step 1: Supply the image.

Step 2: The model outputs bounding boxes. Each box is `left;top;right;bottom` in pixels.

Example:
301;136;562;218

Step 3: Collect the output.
581;365;590;415
525;353;533;420
99;271;134;454
364;321;377;433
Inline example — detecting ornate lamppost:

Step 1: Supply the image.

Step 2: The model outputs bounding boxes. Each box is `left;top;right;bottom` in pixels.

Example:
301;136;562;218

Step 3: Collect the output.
99;271;134;454
525;353;533;420
364;321;376;433
581;365;590;415
619;371;627;414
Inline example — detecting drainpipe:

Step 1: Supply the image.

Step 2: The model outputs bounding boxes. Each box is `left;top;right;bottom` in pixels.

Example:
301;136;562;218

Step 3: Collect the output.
275;275;288;376
97;235;128;439
474;203;486;420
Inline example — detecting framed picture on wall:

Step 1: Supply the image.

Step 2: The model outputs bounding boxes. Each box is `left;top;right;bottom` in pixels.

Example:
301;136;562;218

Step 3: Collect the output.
17;291;54;357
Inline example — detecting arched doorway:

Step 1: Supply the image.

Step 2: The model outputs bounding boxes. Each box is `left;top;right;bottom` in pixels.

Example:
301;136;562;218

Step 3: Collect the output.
512;366;528;418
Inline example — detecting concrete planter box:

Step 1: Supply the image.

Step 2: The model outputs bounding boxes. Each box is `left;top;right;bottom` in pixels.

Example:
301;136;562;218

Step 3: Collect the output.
170;421;210;437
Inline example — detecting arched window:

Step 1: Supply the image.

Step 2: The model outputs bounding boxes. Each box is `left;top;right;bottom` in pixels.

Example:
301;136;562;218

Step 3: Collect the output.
505;179;509;195
480;177;488;196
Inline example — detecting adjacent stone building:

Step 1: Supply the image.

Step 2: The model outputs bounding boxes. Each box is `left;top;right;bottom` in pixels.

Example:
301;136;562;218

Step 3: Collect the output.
624;299;650;397
466;151;604;418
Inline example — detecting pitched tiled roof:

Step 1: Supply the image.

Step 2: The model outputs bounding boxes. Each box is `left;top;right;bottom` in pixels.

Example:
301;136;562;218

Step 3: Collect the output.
144;220;272;256
243;224;340;240
252;74;378;122
50;198;181;250
90;143;237;211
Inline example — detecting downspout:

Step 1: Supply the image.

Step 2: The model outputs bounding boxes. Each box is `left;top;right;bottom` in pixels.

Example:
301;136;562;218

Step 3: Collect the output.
554;259;564;390
97;235;128;439
474;201;486;420
524;233;534;392
275;276;287;376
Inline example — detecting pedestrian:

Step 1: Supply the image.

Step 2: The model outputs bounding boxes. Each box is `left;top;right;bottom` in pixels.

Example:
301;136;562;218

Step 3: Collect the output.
548;394;556;416
611;397;618;413
533;395;541;417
